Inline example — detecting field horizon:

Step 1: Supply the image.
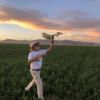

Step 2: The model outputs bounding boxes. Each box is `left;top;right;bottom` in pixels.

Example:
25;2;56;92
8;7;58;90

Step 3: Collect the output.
0;39;99;46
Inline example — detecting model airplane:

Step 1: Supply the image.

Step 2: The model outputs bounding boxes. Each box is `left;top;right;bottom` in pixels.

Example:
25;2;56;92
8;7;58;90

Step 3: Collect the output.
42;32;63;40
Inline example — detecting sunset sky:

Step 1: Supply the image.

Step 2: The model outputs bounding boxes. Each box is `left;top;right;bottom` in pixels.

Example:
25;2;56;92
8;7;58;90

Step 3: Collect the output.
0;0;100;43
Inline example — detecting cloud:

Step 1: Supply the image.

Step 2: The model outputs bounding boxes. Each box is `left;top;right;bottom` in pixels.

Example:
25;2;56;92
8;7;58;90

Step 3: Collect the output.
58;10;90;20
0;6;100;40
0;6;45;29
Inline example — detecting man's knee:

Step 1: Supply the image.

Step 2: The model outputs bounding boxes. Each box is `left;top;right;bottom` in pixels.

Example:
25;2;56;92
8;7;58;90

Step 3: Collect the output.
35;78;43;85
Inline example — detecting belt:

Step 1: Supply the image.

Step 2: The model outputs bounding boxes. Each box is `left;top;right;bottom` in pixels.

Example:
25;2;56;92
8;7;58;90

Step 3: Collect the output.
31;69;41;71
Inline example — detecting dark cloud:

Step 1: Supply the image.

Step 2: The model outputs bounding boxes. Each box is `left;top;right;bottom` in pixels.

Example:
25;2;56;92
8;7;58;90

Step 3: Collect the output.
0;6;44;22
66;18;100;31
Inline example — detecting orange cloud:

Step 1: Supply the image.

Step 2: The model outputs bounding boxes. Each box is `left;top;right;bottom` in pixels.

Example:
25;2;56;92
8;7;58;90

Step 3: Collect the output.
88;31;100;37
3;20;38;30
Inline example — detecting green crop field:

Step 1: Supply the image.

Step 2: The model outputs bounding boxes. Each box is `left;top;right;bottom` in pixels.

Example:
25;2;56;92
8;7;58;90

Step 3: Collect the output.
0;44;100;100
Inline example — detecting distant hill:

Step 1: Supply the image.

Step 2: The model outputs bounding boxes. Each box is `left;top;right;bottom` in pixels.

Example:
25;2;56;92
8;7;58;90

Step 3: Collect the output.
0;39;99;46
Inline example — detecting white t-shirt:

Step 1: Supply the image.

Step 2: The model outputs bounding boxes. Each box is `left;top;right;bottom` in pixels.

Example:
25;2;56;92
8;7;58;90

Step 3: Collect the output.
28;49;47;70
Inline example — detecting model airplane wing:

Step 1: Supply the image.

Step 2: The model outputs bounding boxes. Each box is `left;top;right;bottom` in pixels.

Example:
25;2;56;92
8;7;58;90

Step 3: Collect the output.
42;32;52;39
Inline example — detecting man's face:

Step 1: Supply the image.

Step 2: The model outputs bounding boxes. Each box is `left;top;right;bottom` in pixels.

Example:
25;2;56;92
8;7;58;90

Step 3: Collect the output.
33;43;40;51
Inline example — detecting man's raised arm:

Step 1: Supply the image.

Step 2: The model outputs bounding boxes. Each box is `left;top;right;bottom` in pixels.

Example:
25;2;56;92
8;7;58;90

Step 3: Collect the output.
47;37;54;53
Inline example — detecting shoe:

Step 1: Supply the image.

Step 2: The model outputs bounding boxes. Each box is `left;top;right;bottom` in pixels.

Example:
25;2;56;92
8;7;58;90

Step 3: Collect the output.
25;86;30;91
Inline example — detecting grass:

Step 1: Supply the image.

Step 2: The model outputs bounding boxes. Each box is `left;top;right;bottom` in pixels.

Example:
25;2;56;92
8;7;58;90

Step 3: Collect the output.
0;44;100;100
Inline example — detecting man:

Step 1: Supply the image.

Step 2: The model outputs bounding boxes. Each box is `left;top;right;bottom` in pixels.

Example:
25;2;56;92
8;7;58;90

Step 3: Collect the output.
25;38;54;100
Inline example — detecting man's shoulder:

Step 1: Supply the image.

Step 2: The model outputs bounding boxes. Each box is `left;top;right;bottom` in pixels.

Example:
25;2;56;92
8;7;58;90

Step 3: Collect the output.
29;51;36;55
39;49;47;51
38;49;46;52
38;49;47;54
